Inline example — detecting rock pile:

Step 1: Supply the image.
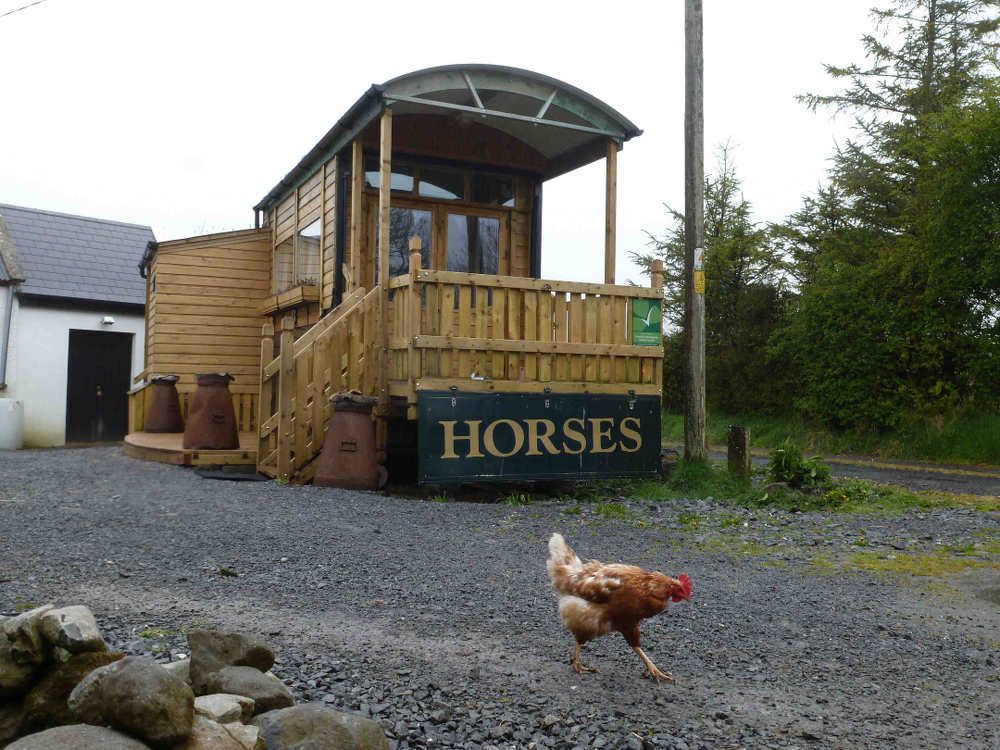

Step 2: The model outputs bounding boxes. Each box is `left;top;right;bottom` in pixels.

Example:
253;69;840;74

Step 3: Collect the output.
1;604;389;750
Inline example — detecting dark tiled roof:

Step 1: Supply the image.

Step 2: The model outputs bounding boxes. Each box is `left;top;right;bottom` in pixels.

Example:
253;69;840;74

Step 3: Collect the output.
0;203;153;305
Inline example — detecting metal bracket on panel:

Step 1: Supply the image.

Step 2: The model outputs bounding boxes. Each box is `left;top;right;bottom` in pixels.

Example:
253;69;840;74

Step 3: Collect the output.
628;389;636;411
450;385;458;408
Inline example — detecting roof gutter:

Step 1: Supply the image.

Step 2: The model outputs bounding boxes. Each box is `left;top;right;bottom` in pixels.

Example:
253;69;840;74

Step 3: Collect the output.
139;240;157;279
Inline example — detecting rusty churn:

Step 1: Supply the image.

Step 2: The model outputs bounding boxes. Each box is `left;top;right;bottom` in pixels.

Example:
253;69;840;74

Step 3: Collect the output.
314;392;381;490
144;375;184;433
182;373;239;450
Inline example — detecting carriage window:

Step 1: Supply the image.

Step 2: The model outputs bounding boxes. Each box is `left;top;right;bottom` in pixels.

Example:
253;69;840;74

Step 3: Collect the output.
447;214;499;274
274;237;294;292
378;207;432;277
296;218;322;286
471;174;515;206
419;168;465;201
364;157;414;192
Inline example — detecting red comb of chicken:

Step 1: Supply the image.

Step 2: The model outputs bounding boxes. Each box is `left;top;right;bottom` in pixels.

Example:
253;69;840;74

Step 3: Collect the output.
672;573;692;602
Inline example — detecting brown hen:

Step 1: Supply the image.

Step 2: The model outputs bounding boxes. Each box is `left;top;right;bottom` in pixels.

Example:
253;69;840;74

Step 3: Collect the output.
546;532;691;683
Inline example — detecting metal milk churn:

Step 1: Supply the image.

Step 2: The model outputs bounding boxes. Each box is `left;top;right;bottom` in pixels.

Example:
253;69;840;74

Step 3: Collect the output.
313;392;380;489
144;375;184;433
182;373;239;450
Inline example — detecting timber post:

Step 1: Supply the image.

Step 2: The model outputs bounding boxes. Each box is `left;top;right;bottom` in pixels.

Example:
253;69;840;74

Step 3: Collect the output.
277;314;295;479
259;320;275;463
349;140;364;292
605;139;617;285
685;0;707;461
651;259;664;292
728;425;751;477
407;238;422;420
375;107;393;463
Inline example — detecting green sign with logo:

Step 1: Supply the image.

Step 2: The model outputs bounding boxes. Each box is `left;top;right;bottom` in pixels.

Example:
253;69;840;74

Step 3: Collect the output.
418;390;661;483
632;299;661;346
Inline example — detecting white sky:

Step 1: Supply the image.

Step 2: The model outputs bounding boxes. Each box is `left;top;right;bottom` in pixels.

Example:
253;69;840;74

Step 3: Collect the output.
0;0;875;286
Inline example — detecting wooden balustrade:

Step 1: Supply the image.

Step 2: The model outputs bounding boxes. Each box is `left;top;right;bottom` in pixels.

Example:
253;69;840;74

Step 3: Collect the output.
385;248;665;401
256;286;378;479
127;382;257;435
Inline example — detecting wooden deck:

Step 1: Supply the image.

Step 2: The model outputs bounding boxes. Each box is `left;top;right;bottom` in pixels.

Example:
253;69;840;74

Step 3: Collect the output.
123;432;257;467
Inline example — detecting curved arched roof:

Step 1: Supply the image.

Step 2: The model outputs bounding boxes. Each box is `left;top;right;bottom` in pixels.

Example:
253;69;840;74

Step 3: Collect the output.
255;64;642;212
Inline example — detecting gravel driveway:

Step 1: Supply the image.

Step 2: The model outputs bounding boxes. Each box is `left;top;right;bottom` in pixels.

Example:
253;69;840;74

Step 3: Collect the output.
1;446;998;750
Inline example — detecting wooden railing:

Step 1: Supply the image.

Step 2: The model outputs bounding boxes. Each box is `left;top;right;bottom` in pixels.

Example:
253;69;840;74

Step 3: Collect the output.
387;247;664;417
128;382;257;435
256;286;379;479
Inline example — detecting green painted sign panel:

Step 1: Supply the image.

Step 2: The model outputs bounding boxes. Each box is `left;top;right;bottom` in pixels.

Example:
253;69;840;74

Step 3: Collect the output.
632;298;661;346
418;390;661;483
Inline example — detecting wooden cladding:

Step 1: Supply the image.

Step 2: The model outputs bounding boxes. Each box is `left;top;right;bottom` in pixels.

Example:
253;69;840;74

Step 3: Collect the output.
145;229;271;405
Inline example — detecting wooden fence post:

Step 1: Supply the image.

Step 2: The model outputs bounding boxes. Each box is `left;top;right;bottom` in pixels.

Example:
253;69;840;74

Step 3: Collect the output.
407;238;422;420
277;314;295;480
258;320;275;467
728;425;750;477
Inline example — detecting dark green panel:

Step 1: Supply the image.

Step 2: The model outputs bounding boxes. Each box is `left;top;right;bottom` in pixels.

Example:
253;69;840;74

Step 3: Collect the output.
418;390;660;484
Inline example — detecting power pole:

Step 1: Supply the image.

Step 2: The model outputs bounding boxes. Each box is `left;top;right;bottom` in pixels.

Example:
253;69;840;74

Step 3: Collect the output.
684;0;707;461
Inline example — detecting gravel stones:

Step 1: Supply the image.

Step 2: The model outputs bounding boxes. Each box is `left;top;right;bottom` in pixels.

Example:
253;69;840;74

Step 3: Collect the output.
2;446;999;749
68;656;194;748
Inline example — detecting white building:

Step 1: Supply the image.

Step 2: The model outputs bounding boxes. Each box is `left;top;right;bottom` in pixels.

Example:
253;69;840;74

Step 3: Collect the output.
0;204;153;447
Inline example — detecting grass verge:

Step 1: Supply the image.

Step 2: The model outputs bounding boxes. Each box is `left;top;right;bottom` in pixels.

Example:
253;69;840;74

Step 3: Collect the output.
661;410;1000;466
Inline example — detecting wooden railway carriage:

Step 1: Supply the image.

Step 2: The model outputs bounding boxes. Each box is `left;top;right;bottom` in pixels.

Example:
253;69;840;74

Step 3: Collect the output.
127;65;665;483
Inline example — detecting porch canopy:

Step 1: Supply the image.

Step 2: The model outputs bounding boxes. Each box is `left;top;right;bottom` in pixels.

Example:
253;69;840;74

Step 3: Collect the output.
253;64;642;216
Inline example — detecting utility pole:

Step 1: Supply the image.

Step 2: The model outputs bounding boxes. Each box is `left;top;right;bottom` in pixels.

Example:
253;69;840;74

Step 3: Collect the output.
684;0;707;461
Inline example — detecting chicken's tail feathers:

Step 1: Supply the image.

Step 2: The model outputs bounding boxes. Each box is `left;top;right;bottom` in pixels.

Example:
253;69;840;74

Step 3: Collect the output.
547;533;582;592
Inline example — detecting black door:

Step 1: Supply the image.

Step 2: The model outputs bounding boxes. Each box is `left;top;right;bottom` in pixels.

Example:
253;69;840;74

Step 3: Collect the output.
66;330;133;443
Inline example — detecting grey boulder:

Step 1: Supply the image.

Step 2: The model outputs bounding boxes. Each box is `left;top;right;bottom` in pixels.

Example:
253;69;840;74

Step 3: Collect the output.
194;692;255;723
39;606;107;654
173;715;247;750
187;629;274;693
68;656;194;748
253;703;390;750
201;666;293;714
5;723;152;749
1;605;53;667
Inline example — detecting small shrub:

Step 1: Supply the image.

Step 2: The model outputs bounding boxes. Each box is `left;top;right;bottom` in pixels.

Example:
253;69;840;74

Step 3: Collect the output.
767;439;831;489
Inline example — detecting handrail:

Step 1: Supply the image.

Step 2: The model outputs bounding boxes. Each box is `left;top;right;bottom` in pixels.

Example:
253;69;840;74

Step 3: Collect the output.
404;269;664;299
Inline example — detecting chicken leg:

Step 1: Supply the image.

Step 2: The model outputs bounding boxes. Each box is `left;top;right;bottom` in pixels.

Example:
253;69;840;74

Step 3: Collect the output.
632;646;674;684
572;642;598;674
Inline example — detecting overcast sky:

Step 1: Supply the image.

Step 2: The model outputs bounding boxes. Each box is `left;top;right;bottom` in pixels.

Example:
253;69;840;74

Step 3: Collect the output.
0;0;877;286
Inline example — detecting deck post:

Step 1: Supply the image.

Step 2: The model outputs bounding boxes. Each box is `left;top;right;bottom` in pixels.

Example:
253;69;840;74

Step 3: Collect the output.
651;259;664;292
350;140;364;292
258;320;275;467
277;314;295;480
375;107;393;463
604;139;617;285
407;239;422;420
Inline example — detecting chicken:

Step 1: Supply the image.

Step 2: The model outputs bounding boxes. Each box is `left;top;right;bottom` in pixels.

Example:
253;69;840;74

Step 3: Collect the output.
546;532;691;683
